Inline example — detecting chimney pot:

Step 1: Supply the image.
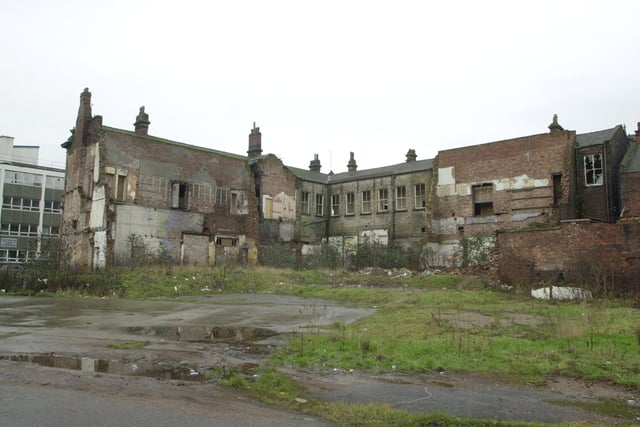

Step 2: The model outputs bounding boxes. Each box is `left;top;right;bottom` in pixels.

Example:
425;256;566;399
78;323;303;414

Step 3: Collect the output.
134;106;150;136
406;149;417;162
309;154;322;172
248;123;262;158
347;152;357;172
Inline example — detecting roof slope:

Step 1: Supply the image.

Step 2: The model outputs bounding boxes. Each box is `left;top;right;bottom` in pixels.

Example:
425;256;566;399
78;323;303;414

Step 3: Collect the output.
575;126;622;148
286;158;433;184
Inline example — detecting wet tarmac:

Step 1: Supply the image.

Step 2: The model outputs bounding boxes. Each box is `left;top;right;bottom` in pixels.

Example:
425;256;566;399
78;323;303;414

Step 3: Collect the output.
0;295;375;359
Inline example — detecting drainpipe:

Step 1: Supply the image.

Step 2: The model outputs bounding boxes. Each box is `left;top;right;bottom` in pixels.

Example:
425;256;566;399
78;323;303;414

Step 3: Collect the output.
390;175;396;243
604;144;610;222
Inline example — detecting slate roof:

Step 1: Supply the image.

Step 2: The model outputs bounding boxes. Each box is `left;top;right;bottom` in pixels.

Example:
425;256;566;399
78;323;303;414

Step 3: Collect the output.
622;141;640;173
575;126;622;148
103;126;248;161
286;158;433;184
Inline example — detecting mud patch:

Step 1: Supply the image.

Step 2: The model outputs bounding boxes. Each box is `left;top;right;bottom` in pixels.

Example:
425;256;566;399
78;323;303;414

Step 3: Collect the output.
125;325;277;342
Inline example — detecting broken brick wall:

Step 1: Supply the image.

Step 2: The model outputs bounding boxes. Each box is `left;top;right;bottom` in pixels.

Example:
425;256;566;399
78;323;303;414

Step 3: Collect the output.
497;222;640;294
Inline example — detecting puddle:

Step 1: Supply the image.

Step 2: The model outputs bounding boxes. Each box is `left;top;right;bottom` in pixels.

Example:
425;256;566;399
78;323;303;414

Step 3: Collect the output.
125;325;277;342
1;353;206;382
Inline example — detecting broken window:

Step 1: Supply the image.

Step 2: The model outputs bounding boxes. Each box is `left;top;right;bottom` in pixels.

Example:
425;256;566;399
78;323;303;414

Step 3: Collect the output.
346;192;355;215
473;183;494;216
171;182;188;209
216;187;230;206
315;193;324;216
331;194;340;216
414;183;426;209
301;191;310;215
215;236;238;247
378;188;388;212
396;185;407;210
361;190;371;214
584;154;603;186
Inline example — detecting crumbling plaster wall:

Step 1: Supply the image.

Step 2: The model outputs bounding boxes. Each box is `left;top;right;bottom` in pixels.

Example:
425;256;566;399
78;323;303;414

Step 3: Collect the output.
112;204;204;263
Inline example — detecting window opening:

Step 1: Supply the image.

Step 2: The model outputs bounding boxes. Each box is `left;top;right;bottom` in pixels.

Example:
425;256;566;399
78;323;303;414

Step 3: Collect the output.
378;188;388;212
301;191;310;215
315;193;324;216
552;173;562;205
171;182;188;209
473;183;494;216
346;192;355;215
396;185;407;210
361;190;371;213
415;183;426;208
331;194;340;216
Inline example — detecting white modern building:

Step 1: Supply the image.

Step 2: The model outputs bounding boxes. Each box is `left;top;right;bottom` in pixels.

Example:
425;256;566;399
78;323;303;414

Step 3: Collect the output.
0;135;65;263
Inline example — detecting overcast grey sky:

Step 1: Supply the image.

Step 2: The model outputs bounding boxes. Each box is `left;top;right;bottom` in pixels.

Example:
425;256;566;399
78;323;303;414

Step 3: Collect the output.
2;0;639;172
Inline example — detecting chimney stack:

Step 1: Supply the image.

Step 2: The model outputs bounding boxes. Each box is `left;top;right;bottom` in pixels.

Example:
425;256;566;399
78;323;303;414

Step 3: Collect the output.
134;106;150;136
309;154;321;172
406;149;417;162
72;88;93;148
548;114;564;135
248;122;262;158
347;152;357;172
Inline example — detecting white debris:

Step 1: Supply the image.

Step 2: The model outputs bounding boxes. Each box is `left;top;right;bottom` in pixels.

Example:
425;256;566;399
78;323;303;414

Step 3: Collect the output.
531;286;592;300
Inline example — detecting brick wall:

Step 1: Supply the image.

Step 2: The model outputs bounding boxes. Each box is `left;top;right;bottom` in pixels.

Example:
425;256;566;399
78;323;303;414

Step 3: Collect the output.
497;221;640;294
622;171;640;218
432;130;575;245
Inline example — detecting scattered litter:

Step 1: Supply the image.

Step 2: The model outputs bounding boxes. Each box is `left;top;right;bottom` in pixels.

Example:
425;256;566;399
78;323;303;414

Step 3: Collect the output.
396;387;433;404
531;286;592;300
295;398;308;404
201;286;210;292
189;368;199;376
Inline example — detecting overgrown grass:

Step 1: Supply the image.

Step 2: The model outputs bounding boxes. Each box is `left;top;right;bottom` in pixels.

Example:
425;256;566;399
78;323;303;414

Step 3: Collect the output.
107;341;150;349
274;288;640;388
